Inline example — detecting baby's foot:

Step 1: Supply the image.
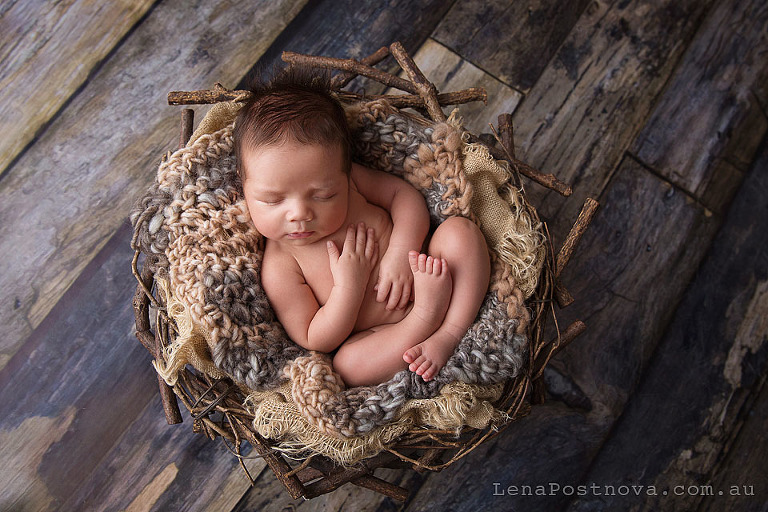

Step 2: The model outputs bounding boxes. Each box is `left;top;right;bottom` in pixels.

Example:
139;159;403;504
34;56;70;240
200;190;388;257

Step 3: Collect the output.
403;329;461;381
406;251;452;331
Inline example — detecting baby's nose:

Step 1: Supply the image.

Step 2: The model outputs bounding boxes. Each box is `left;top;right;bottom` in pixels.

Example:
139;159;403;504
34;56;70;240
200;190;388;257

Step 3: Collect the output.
288;201;312;222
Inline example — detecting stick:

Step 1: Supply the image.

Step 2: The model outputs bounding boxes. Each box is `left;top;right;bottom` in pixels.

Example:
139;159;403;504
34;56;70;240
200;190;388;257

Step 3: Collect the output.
155;315;183;425
533;320;587;380
338;87;486;108
555;198;599;277
170;85;487;115
282;50;418;94
390;41;446;122
237;426;308;499
330;46;390;89
497;113;521;188
498;113;516;159
168;82;250;105
179;108;194;148
554;282;575;308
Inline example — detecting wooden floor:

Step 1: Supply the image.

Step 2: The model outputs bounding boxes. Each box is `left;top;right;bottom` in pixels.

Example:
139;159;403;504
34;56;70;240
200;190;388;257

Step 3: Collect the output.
1;0;767;510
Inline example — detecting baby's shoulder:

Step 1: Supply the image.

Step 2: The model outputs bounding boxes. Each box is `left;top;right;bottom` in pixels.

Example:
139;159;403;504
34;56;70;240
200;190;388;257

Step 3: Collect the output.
262;241;299;276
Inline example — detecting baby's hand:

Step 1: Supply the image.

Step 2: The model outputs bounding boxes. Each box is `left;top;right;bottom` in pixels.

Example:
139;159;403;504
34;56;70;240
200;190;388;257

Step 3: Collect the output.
375;247;414;310
327;223;378;293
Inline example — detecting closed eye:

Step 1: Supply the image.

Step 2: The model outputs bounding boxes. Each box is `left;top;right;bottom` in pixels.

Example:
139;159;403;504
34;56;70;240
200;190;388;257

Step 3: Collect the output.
314;193;336;201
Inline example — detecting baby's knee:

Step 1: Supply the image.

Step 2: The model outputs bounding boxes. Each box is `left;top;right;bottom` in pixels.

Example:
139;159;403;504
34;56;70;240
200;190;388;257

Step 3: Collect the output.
432;217;487;256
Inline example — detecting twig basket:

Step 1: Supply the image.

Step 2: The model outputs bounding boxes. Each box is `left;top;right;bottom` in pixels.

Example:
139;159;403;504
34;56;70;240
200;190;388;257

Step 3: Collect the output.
131;42;595;501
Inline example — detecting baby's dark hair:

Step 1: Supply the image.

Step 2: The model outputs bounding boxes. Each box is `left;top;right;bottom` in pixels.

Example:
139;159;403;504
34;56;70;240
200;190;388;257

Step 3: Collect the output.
233;65;352;181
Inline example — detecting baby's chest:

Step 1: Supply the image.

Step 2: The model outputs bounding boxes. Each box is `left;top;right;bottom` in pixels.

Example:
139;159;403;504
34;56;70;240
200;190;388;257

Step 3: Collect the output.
296;246;382;306
297;251;335;304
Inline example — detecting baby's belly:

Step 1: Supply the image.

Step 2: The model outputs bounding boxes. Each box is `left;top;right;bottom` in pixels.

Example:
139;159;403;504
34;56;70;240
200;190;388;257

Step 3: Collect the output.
353;284;410;332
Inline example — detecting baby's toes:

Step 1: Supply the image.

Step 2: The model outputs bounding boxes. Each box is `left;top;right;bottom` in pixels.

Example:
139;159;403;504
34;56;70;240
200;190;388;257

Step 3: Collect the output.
439;258;448;277
430;257;442;275
425;255;435;274
403;344;423;364
408;251;420;274
408;355;427;372
415;359;435;380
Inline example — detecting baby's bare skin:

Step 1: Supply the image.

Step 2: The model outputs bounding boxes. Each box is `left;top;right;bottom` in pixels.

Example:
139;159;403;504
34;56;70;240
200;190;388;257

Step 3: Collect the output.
271;187;410;332
245;141;490;386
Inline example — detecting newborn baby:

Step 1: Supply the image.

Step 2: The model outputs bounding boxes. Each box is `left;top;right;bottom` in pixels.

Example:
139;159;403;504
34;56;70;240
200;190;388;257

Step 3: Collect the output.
234;67;490;387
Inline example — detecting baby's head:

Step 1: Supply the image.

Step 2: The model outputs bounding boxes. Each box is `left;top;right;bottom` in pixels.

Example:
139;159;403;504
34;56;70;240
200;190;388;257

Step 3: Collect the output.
234;67;354;244
234;66;352;183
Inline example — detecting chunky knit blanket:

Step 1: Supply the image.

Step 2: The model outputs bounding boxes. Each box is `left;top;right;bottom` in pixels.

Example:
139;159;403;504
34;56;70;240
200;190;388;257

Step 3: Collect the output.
131;99;542;442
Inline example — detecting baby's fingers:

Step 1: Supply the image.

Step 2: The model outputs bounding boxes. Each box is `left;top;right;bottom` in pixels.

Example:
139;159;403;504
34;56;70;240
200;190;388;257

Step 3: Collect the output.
342;224;357;253
355;222;368;253
326;240;340;262
364;228;377;259
395;281;412;310
375;278;391;304
386;284;403;310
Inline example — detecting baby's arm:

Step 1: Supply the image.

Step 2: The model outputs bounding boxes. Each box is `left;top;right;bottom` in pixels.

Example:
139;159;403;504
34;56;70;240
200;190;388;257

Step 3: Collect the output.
262;223;378;352
351;163;430;310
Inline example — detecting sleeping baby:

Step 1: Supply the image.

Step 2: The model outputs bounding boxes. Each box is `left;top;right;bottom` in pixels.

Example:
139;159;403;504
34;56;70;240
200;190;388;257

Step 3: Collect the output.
234;67;490;387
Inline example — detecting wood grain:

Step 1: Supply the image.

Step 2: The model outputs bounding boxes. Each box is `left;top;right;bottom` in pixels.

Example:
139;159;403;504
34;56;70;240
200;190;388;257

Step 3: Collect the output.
63;398;265;511
0;0;308;372
0;223;264;510
432;0;593;91
563;133;768;512
406;403;603;511
237;0;456;95
2;0;766;509
510;0;714;242
0;223;159;509
555;157;720;416
232;463;412;511
701;378;768;511
0;0;155;176
630;0;768;213
403;159;721;512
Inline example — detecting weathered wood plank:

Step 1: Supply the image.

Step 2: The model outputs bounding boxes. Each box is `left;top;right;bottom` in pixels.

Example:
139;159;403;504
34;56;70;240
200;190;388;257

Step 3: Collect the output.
0;222;263;511
0;0;308;372
630;0;768;214
563;137;768;512
406;403;603;511
63;398;266;512
0;223;159;510
510;0;714;242
235;0;456;94
432;0;593;92
701;378;768;511
555;156;719;416
0;2;470;510
0;0;155;176
394;38;523;136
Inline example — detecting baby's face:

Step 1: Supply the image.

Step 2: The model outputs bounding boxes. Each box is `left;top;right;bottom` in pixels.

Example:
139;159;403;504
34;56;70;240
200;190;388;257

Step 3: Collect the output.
241;140;349;246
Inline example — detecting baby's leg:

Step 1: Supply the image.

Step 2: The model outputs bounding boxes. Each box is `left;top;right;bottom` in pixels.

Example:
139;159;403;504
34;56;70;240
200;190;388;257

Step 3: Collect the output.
332;255;452;387
403;217;490;381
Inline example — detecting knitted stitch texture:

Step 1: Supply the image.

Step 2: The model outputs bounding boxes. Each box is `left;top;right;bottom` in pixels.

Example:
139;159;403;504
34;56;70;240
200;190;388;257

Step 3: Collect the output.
131;100;535;437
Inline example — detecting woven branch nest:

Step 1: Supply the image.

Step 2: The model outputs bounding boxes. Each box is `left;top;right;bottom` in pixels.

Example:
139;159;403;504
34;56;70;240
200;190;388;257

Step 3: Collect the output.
130;45;587;501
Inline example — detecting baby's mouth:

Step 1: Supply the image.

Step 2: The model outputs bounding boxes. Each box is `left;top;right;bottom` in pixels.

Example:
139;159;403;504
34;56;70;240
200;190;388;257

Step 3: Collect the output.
287;231;315;239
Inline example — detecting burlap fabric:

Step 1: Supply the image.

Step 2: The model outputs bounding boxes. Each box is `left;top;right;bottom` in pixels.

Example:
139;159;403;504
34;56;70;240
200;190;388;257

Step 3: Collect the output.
130;98;543;452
